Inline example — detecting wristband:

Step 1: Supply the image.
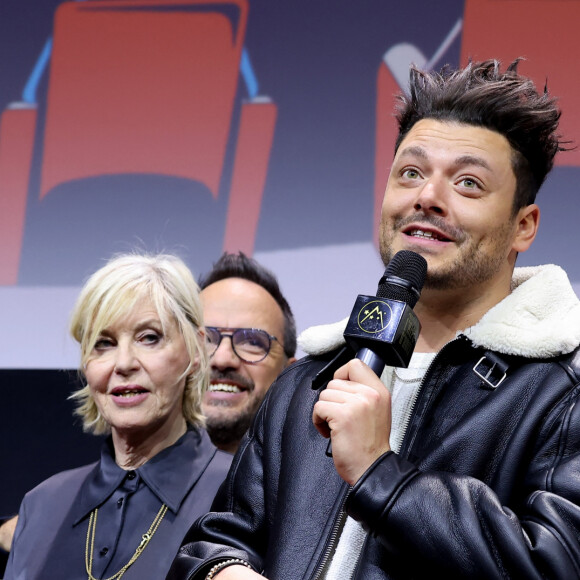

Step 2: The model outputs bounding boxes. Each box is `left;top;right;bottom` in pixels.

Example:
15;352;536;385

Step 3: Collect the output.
205;558;253;579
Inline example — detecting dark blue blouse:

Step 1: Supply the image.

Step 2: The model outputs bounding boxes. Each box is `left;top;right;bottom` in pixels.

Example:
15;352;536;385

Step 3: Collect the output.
6;428;231;580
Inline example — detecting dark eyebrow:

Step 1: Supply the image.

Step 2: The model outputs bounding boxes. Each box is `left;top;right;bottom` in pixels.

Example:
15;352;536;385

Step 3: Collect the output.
397;145;428;160
454;155;491;171
398;147;492;172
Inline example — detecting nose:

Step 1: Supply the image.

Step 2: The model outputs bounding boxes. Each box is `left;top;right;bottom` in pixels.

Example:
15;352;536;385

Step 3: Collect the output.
413;175;448;216
210;335;241;370
113;341;140;375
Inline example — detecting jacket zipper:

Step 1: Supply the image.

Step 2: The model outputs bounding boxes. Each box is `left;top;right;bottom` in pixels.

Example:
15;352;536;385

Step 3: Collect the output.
398;337;464;459
311;490;350;580
396;345;445;452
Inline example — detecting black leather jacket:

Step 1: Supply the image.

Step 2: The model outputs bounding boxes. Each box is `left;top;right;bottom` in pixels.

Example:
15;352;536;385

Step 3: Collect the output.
170;333;580;579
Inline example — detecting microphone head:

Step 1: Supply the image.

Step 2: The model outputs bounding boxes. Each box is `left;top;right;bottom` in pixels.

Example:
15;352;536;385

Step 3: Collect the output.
377;250;427;308
342;250;426;370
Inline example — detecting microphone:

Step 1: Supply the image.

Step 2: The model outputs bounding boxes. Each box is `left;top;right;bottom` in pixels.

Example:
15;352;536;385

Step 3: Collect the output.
343;250;427;376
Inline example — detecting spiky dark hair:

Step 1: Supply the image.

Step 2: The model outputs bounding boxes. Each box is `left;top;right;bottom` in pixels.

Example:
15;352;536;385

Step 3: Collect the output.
395;59;565;209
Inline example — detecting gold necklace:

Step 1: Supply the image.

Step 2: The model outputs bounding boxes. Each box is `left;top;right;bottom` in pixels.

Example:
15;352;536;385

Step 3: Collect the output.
85;503;168;580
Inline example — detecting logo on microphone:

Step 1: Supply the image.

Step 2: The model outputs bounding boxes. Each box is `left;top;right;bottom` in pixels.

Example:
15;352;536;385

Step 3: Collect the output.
357;300;393;334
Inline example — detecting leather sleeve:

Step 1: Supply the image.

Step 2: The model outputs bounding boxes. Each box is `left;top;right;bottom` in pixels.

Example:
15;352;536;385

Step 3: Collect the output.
167;412;268;579
167;352;307;580
346;378;580;579
168;354;337;580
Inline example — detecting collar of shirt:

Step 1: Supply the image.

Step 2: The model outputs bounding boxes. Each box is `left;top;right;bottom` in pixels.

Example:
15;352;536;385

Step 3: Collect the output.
71;427;217;524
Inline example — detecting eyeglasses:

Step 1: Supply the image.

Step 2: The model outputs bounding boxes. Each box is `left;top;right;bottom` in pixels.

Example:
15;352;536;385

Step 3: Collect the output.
205;327;281;364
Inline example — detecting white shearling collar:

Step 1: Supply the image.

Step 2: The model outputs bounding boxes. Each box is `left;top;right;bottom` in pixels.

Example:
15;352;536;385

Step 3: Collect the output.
298;265;580;360
464;265;580;357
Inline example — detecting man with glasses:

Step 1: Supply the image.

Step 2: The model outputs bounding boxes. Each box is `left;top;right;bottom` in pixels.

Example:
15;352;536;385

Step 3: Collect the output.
200;253;297;454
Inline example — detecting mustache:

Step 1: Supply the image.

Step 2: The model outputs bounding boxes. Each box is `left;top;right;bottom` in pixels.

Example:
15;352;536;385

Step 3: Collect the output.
393;213;467;243
210;370;254;392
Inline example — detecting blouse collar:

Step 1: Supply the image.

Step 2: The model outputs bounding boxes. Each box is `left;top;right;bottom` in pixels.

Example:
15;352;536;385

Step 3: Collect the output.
72;427;217;523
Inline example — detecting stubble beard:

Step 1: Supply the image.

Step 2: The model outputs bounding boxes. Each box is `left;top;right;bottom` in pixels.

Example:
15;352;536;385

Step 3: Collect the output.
204;369;262;449
379;214;516;291
204;394;263;449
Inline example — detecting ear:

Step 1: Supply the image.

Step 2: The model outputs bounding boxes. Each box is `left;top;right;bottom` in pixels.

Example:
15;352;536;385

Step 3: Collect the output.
512;203;540;253
285;356;297;368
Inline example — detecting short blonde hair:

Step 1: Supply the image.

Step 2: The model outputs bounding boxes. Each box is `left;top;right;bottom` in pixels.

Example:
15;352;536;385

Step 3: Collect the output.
69;253;208;435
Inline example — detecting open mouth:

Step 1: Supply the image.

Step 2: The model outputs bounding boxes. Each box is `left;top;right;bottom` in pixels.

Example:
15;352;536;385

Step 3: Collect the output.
112;387;147;398
406;228;451;242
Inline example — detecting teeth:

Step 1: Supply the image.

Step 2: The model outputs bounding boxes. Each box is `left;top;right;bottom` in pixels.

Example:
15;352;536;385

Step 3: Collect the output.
209;383;242;393
115;390;143;397
410;229;442;240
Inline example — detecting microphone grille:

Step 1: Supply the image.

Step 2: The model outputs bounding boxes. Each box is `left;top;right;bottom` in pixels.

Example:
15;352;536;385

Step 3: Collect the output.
377;250;427;307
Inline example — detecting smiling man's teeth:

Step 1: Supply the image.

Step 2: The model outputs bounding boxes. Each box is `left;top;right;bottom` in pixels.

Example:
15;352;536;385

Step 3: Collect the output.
409;229;442;240
209;383;242;393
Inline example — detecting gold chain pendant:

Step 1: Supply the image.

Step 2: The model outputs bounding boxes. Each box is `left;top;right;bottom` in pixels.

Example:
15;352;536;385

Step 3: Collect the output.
85;503;168;580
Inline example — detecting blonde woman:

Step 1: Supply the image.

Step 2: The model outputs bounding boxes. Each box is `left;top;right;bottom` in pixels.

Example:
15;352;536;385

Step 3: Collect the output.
6;253;231;580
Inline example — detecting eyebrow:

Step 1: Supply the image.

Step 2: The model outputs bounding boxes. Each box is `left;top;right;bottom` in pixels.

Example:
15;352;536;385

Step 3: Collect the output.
137;318;163;328
99;318;164;335
398;147;492;171
398;145;428;160
454;155;492;172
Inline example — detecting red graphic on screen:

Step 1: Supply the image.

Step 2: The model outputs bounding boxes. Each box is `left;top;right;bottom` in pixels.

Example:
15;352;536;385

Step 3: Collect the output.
461;0;580;170
0;0;277;285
